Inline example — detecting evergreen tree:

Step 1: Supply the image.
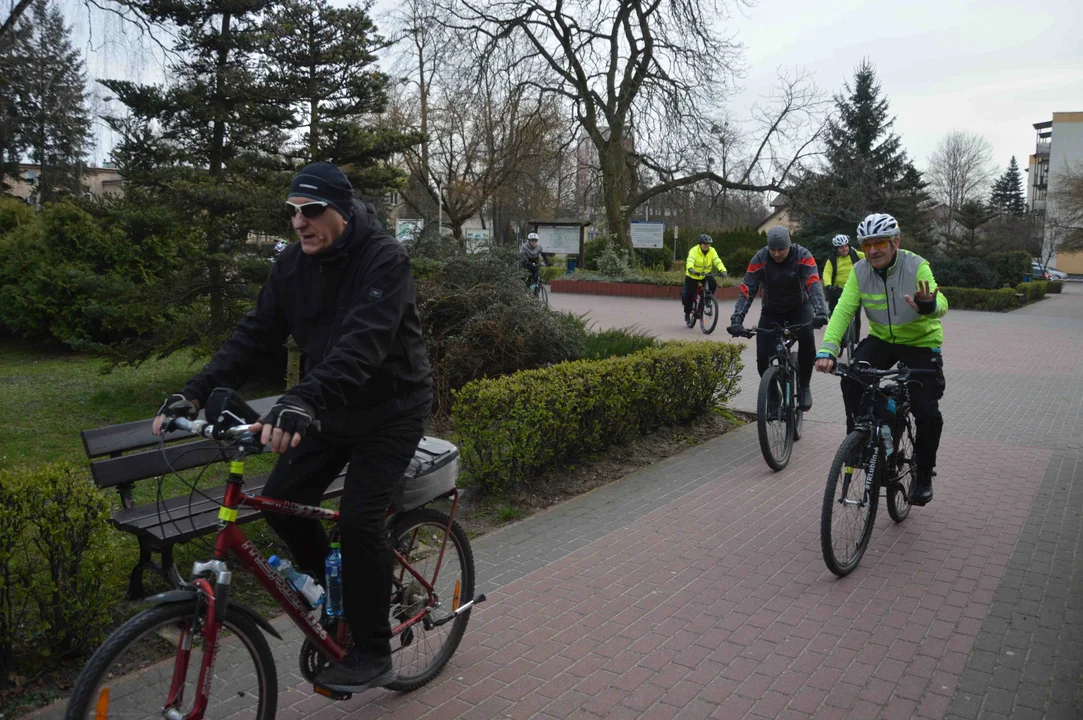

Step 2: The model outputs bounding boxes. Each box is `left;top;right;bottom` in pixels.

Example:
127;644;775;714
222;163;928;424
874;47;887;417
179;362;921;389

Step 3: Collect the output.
100;0;296;363
260;0;421;196
948;199;997;258
0;29;25;193
791;60;931;259
989;156;1026;217
11;0;91;203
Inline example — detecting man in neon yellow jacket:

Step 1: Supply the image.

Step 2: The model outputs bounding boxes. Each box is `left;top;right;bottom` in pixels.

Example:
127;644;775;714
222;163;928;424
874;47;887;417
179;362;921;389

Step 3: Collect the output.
815;213;947;505
683;234;727;325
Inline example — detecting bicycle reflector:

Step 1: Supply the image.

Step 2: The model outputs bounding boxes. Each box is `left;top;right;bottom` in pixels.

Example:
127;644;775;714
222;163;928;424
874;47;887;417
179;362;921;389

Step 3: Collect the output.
94;688;110;719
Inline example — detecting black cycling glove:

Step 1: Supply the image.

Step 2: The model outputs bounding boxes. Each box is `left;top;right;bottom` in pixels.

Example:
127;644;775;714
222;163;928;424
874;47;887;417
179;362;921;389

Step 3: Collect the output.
259;396;318;437
812;316;829;329
726;324;745;337
157;393;197;420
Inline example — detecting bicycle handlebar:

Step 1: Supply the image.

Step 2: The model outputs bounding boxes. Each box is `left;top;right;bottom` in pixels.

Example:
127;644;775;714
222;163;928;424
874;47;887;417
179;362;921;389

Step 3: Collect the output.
832;362;938;383
739;321;813;338
171;416;262;445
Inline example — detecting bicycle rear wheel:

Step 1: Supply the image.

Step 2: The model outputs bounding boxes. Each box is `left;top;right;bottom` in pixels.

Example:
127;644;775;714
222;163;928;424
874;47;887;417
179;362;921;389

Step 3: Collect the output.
387;508;476;691
887;413;916;522
757;365;793;471
822;431;879;576
65;600;276;720
700;295;718;334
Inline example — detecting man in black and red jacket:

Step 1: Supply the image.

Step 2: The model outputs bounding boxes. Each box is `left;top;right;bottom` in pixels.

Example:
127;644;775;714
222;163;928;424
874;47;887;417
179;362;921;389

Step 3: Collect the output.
727;226;829;411
152;163;432;694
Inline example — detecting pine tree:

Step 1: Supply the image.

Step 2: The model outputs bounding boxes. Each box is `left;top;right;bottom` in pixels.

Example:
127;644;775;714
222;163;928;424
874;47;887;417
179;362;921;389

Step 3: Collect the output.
11;0;91;203
260;0;421;196
791;60;931;259
100;0;296;362
989;156;1026;217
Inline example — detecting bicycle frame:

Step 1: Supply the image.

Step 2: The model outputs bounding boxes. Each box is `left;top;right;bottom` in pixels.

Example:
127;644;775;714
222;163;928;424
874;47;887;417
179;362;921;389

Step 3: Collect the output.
172;451;462;717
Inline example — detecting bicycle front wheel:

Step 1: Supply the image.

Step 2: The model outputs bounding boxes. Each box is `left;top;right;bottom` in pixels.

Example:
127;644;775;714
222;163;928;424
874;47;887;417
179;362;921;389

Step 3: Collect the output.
757;365;793;471
699;295;718;334
887;413;916;522
822;431;879;576
65;600;276;720
387;508;476;692
536;283;549;307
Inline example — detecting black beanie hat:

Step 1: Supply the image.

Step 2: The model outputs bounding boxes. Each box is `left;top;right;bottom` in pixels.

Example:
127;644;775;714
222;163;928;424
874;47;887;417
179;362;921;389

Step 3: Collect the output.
288;163;354;219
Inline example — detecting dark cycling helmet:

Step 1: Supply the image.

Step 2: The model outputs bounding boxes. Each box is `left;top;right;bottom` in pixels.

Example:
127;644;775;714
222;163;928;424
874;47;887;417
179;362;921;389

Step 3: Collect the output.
698;234;713;244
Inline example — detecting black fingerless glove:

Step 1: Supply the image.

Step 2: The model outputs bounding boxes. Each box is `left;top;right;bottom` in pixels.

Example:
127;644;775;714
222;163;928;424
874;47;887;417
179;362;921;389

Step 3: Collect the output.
915;298;936;315
259;396;319;437
812;316;829;329
156;393;197;420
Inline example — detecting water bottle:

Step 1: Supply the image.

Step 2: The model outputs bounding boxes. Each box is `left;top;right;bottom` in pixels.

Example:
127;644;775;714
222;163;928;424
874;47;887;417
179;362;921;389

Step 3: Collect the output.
268;555;324;610
324;543;343;619
880;425;894;457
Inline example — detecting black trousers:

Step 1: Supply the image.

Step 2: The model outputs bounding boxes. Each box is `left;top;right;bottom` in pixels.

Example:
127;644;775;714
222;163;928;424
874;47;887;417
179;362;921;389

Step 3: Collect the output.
683;275;717;314
523;261;540;286
756;303;815;390
842;335;945;472
262;401;429;656
826;288;861;339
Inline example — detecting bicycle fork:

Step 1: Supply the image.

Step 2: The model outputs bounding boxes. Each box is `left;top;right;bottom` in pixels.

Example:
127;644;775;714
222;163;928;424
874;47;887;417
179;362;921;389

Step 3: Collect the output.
840;439;878;508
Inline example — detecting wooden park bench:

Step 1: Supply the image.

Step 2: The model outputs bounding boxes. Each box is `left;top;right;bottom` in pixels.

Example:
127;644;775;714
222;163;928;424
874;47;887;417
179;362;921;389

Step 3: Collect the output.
82;395;458;600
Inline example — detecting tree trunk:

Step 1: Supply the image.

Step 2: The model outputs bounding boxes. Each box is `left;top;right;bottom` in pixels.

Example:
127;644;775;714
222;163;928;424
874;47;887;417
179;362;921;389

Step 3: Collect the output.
599;142;632;248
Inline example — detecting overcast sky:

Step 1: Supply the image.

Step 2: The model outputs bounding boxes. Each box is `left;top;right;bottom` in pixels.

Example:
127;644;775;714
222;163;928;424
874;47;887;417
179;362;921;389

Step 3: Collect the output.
726;0;1081;178
75;0;1081;182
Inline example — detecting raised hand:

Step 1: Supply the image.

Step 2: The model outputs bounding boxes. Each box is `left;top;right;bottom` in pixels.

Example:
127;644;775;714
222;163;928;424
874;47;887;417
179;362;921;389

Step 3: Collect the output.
904;280;938;312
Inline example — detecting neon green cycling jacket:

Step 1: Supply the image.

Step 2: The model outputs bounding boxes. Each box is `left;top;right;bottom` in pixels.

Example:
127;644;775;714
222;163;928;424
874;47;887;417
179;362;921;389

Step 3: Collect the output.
819;249;948;356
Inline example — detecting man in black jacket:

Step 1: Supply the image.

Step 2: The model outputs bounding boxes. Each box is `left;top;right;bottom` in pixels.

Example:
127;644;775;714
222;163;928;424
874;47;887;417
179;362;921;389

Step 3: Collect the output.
152;163;433;693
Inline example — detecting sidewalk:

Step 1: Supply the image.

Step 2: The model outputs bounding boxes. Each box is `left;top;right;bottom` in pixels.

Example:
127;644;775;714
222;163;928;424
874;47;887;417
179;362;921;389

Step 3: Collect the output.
305;286;1083;718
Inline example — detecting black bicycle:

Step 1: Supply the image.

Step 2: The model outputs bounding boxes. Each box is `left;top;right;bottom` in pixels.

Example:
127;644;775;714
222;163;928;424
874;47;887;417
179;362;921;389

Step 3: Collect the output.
820;362;937;576
686;275;720;334
738;322;809;471
826;288;860;364
525;265;549;306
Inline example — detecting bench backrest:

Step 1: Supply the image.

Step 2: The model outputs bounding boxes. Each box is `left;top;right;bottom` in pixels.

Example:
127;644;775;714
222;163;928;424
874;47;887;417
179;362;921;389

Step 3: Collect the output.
82;395;281;493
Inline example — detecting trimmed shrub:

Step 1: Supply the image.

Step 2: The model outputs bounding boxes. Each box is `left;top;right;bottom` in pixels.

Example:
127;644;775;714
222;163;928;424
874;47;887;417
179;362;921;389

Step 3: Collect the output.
561;270;740;287
1047;280;1063;294
726;246;757;275
540;265;566;282
663;226;763;263
582;326;656;360
938;286;1017;311
0;463;115;690
1016;280;1047;303
987;251;1031;287
633;247;672;270
452;341;744;494
930;257;998;289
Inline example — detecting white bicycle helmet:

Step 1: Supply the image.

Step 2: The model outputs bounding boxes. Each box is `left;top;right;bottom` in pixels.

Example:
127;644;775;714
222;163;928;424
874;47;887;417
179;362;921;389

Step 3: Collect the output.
831;234;851;247
527;232;539;242
856;213;900;240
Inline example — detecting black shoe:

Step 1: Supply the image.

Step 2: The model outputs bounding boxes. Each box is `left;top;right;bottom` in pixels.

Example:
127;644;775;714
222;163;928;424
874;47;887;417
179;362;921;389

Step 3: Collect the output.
800;387;813;411
315;649;395;693
911;469;933;506
684;312;691;325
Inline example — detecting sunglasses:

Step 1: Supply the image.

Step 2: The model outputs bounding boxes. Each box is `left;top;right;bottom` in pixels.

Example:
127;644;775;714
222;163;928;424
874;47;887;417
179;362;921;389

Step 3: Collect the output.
285;200;329;219
859;237;892;252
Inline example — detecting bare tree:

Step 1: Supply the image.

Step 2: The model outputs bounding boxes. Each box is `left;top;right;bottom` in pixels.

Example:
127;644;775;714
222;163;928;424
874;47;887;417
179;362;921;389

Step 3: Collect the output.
926;130;996;242
1038;162;1083;270
442;0;826;248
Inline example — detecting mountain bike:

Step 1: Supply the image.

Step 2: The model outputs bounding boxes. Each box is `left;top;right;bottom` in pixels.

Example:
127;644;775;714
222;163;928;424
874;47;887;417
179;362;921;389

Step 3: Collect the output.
737;322;810;471
685;275;719;334
526;264;549;306
820;362;937;576
66;392;483;720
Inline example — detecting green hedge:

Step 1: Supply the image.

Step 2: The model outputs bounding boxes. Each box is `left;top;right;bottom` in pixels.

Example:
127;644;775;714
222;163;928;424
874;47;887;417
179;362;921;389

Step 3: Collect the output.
987;251;1031;287
452;342;744;494
1047;280;1063;294
938;286;1018;311
1016;280;1047;303
540;265;566;282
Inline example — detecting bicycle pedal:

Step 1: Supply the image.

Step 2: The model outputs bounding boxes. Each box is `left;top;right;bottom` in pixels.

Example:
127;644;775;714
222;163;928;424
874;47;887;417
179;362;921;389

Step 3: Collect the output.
313;684;352;701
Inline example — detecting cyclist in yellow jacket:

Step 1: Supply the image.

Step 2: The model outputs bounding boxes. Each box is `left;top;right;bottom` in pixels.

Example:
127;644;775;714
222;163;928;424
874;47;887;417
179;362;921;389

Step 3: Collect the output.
683;234;727;325
815;213;947;505
823;234;865;338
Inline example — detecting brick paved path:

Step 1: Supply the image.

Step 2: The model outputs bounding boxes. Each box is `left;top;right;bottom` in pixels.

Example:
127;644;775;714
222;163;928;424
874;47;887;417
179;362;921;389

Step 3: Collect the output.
33;287;1083;719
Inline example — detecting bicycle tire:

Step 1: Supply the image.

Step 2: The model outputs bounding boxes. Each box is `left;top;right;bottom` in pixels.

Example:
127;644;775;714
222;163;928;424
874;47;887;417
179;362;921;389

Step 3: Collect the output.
700;295;719;334
821;430;879;576
386;508;476;692
788;352;803;442
887;412;916;522
757;365;793;471
65;600;276;720
537;283;549;307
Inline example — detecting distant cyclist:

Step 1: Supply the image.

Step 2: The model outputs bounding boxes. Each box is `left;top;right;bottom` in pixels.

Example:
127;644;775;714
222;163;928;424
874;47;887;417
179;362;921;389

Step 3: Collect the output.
520;232;550;289
683;234;727;325
823;234;865;338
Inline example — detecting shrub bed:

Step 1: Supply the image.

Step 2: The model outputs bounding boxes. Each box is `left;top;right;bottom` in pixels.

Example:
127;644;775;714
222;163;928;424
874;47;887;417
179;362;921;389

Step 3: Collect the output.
939;286;1019;312
1016;280;1047;303
540;265;566;283
1047;280;1064;294
452;341;744;494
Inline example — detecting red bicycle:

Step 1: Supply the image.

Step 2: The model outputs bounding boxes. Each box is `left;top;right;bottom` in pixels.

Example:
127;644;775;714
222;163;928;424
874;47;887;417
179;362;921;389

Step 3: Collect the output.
65;393;481;720
685;274;720;334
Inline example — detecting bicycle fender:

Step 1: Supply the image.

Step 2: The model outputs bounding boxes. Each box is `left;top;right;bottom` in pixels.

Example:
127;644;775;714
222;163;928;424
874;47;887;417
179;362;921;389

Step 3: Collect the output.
142;589;283;640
